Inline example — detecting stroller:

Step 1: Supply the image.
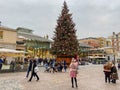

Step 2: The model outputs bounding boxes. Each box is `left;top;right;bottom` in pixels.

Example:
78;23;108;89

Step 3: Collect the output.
45;66;53;72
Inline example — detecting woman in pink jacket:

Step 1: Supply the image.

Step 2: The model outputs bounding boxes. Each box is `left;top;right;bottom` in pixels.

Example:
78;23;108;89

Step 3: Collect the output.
69;58;78;88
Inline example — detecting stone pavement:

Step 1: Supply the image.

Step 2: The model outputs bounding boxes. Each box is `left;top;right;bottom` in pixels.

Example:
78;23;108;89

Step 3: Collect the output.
0;64;120;90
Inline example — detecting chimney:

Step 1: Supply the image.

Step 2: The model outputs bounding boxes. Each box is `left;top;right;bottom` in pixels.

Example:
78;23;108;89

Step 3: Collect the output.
0;21;1;26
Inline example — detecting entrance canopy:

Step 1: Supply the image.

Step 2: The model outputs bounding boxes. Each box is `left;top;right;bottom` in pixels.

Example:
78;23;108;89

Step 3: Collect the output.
0;48;26;53
0;48;27;57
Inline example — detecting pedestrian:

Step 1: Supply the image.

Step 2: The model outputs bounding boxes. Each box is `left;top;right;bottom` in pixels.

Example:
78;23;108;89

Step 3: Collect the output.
28;59;39;82
10;60;15;72
25;57;33;78
111;64;119;84
63;60;67;72
0;57;3;70
69;58;78;88
103;62;112;83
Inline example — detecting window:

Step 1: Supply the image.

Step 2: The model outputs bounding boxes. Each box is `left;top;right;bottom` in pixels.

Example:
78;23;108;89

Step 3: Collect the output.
0;31;3;39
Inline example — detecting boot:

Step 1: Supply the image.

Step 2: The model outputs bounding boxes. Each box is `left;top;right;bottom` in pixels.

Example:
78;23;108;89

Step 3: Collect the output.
71;78;74;88
75;78;78;88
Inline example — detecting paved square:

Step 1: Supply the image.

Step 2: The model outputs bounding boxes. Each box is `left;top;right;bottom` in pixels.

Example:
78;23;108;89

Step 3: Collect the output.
0;64;120;90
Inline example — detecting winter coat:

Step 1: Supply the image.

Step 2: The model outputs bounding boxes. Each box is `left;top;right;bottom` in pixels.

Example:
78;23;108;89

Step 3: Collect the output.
69;62;78;78
111;66;119;80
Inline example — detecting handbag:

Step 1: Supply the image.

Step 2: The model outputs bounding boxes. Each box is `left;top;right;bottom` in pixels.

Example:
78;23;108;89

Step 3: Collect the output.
34;66;39;73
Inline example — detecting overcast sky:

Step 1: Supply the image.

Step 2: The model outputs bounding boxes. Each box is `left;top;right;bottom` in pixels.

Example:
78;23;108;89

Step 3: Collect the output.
0;0;120;39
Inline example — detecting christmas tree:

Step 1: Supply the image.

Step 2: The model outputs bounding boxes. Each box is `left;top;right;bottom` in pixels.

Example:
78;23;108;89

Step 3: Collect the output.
51;1;79;56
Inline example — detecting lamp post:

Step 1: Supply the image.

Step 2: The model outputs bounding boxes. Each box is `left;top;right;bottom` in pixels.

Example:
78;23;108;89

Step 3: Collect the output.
42;47;43;59
112;32;116;65
41;40;44;59
113;47;116;65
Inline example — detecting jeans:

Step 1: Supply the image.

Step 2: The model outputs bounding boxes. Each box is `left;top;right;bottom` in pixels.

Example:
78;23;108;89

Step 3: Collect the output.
105;73;111;83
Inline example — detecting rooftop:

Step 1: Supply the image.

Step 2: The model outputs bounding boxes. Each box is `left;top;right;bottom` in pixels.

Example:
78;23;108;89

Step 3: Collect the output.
18;32;52;42
0;26;16;32
79;42;93;48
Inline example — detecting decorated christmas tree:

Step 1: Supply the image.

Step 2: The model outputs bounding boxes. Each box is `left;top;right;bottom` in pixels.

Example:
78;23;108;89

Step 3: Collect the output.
51;1;79;58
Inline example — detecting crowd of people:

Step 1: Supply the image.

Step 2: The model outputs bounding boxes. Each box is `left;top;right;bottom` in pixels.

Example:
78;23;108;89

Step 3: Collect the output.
24;56;79;88
43;59;67;73
21;55;120;88
1;54;120;88
24;56;68;82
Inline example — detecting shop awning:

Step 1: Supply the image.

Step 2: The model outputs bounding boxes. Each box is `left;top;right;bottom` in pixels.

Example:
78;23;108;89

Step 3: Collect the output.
0;48;26;53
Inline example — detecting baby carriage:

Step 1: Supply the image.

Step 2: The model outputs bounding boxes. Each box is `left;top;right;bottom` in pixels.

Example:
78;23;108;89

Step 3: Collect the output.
45;66;53;72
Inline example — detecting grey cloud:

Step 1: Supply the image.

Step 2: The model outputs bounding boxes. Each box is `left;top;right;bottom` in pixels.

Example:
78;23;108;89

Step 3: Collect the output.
67;0;120;38
0;0;120;39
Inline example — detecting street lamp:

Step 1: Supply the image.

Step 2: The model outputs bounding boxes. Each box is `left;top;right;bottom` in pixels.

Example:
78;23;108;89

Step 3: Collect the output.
113;47;115;65
112;32;116;65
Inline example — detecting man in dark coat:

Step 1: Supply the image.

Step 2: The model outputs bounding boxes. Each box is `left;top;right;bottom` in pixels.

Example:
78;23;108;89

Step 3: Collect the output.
28;59;39;81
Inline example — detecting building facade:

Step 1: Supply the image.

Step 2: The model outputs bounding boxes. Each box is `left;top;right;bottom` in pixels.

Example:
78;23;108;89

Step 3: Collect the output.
16;27;52;59
97;37;106;48
110;32;120;59
79;42;93;58
0;26;17;49
79;37;100;48
112;32;120;52
79;37;113;61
